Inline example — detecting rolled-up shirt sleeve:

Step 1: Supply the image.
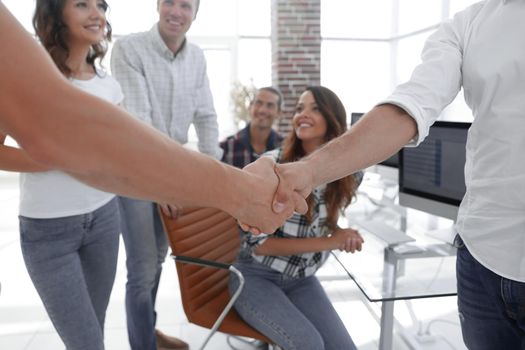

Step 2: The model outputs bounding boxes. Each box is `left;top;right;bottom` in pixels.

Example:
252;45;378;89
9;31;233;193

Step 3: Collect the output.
378;11;467;145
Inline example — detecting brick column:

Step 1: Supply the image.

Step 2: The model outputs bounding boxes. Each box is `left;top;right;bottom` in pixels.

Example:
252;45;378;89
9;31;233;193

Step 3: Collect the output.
272;0;321;134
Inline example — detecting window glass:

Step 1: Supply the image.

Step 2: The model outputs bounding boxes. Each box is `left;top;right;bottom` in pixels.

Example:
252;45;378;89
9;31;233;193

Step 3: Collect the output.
238;0;270;36
397;0;442;35
237;39;272;88
3;0;36;33
188;0;237;37
321;41;391;115
108;0;158;35
321;0;392;39
395;30;432;84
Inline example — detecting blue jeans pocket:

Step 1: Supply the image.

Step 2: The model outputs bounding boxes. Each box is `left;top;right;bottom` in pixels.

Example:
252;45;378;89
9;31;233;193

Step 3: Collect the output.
19;216;81;243
501;277;525;323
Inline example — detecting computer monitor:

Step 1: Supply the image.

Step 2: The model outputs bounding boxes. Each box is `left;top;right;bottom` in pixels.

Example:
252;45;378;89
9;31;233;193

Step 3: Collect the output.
350;112;364;125
399;121;470;221
351;112;398;168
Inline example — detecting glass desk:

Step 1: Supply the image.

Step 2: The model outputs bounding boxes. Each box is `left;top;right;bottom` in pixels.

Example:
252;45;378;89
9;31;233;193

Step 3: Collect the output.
329;194;458;350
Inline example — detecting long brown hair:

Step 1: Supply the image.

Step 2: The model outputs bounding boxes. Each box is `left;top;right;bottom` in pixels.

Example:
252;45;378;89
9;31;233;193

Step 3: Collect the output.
281;86;358;230
32;0;112;77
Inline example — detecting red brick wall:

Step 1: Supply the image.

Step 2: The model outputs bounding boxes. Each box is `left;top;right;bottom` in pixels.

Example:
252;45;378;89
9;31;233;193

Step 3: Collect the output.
271;0;321;134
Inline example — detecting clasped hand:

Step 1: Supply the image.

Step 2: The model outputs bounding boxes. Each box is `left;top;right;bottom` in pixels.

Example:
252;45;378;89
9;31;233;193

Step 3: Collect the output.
238;156;314;235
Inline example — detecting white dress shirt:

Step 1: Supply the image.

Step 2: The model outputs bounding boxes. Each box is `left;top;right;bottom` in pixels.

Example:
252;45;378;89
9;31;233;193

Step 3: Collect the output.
381;0;525;281
111;24;222;159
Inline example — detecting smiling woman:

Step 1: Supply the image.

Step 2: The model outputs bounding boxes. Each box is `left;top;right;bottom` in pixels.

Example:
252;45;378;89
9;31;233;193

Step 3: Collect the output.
0;1;294;349
33;0;111;78
0;1;125;349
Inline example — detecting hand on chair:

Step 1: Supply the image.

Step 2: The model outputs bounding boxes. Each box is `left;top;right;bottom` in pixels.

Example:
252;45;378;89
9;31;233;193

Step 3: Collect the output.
159;203;181;219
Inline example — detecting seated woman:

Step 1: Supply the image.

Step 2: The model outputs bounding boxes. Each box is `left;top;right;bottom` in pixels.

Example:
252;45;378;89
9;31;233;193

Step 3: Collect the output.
229;86;364;350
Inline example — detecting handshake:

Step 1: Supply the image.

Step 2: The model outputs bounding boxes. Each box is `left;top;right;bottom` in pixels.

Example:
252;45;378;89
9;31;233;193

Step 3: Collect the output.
236;156;314;235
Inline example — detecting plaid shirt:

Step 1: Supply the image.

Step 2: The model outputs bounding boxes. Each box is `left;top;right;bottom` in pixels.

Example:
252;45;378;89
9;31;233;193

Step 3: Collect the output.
240;148;331;279
219;124;283;168
111;24;222;159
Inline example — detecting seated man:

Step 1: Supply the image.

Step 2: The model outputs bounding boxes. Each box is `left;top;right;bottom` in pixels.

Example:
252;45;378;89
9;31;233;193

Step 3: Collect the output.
221;87;284;168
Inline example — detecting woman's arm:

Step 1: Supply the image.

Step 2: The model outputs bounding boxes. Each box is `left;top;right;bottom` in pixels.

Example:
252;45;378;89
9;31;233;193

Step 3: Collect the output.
254;228;363;256
0;133;49;172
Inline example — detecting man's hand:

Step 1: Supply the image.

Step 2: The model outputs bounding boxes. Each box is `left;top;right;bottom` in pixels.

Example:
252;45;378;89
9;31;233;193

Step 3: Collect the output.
237;158;313;235
235;157;295;234
273;161;313;214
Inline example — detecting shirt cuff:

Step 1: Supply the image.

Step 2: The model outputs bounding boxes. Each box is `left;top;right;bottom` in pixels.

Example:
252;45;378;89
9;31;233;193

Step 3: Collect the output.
376;97;432;146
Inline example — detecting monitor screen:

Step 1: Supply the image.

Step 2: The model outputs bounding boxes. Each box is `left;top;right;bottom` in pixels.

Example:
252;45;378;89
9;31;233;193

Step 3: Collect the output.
350;112;364;125
351;112;399;168
399;121;470;220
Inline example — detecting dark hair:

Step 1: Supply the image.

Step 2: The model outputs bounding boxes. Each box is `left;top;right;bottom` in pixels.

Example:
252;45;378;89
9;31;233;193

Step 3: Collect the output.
33;0;112;77
254;86;283;111
281;86;358;230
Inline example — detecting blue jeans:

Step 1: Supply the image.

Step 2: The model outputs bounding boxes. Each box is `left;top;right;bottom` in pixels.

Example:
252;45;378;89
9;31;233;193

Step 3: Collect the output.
118;197;168;350
456;235;525;349
229;259;357;350
19;198;120;350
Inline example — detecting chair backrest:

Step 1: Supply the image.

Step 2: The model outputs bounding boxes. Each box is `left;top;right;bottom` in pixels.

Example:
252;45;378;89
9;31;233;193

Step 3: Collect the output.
159;206;271;342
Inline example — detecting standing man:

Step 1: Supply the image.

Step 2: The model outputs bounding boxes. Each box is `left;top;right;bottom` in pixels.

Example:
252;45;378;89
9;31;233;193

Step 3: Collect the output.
111;1;221;349
254;1;525;349
221;87;283;168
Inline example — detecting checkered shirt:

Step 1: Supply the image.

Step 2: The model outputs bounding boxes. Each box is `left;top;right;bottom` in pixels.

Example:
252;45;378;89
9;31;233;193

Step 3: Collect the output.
220;124;283;168
111;24;222;159
240;148;331;279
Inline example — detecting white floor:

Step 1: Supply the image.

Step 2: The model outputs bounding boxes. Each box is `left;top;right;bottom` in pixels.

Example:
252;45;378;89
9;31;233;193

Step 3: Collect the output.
0;171;467;350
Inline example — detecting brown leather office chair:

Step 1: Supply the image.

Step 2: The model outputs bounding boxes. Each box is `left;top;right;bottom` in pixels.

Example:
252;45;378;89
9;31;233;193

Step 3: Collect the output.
159;206;273;350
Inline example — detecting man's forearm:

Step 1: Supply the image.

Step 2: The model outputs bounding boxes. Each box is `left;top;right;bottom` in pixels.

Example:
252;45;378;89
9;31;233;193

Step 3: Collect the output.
0;7;293;232
306;104;417;187
30;90;241;210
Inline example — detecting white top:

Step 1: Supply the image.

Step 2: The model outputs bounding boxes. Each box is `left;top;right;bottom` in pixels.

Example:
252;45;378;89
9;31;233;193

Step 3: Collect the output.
110;24;222;159
19;74;124;218
381;0;525;281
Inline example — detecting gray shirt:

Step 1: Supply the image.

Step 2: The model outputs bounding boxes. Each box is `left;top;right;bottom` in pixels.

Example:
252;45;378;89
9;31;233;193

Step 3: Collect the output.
111;24;222;159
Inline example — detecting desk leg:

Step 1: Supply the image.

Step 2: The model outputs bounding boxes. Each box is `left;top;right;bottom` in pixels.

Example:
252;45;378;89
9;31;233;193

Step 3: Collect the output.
379;248;398;350
379;300;395;350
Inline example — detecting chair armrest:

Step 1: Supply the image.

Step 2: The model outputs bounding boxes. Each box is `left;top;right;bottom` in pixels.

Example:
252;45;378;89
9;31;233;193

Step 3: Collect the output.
172;254;231;270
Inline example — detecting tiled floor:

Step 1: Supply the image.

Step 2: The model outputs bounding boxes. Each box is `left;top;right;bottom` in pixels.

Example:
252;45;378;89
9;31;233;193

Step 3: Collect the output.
0;171;466;349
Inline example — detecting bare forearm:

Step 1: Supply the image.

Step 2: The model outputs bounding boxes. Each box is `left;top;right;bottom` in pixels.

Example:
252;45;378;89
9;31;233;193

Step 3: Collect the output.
0;8;245;214
42;103;247;212
0;7;294;233
306;104;417;187
254;237;334;256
